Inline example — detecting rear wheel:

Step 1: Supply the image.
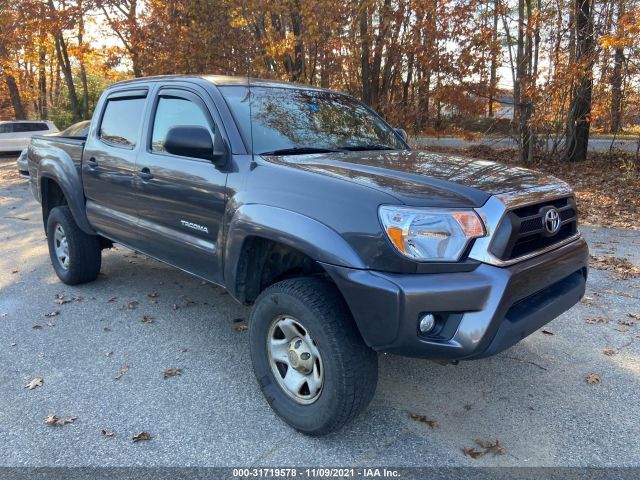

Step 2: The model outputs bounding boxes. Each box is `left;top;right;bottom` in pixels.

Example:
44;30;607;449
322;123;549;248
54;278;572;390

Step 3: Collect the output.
249;277;378;436
46;206;101;285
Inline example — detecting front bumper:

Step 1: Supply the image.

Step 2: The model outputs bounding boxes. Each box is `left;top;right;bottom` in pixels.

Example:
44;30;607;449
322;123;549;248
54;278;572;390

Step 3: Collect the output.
322;237;589;360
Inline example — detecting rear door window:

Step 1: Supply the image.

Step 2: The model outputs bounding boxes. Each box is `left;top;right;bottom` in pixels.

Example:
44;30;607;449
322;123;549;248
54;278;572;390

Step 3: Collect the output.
100;97;146;148
0;124;14;134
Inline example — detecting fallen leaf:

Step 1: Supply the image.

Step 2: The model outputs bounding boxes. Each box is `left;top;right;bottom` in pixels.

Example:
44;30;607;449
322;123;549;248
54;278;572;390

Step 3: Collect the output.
147;292;159;298
589;255;640;280
142;315;154;323
107;297;117;303
127;301;138;310
54;294;71;305
615;327;629;333
163;368;182;378
628;313;640;320
180;347;188;353
103;327;112;332
234;325;248;332
132;431;151;442
541;330;554;335
602;348;617;356
32;324;43;330
171;304;179;310
474;439;506;456
409;413;439;429
11;269;18;274
618;319;635;326
233;318;244;323
104;351;113;357
10;342;16;347
585;316;608;324
44;311;60;318
25;377;43;390
115;365;129;380
586;373;601;384
101;429;114;437
73;296;84;302
45;415;77;426
463;447;485;459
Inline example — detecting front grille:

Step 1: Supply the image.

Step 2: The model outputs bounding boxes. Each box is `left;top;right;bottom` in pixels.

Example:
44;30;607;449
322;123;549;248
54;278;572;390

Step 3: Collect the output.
490;197;578;261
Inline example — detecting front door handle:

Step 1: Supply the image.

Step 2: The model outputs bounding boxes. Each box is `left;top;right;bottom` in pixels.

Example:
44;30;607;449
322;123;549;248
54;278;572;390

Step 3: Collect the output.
137;167;154;181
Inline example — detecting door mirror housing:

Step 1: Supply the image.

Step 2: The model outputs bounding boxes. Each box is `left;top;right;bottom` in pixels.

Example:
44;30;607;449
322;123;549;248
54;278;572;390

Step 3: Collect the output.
394;128;408;143
164;125;228;166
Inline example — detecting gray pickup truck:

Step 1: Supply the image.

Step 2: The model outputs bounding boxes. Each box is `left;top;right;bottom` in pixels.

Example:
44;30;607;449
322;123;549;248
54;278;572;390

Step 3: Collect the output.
26;75;588;435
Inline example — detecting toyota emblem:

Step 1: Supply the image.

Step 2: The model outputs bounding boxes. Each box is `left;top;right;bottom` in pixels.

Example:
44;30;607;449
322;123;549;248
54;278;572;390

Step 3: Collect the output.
544;208;560;234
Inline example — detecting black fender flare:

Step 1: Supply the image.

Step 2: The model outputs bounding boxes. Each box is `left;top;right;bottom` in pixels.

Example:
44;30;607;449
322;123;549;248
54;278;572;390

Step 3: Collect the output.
223;204;365;299
38;155;95;235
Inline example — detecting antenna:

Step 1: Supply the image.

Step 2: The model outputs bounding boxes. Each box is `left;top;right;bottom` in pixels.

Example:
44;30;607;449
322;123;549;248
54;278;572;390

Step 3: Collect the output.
241;0;255;164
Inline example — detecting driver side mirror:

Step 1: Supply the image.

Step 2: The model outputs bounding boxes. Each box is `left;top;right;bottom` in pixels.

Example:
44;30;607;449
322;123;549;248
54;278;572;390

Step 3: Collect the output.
394;128;408;143
164;125;228;167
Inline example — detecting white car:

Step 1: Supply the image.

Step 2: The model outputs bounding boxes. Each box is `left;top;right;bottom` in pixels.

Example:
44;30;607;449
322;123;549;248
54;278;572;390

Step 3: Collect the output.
0;120;58;154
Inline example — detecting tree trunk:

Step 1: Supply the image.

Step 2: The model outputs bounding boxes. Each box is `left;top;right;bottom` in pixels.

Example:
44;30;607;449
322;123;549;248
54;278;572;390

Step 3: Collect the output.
360;0;371;105
78;0;89;118
48;0;81;121
4;74;26;119
610;0;625;134
488;0;500;117
370;0;391;109
289;0;305;82
38;46;48;118
514;0;525;123
566;0;594;162
53;34;81;121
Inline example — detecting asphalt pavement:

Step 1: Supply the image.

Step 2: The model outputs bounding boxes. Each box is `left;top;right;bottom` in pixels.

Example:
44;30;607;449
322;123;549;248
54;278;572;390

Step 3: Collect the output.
413;135;639;153
1;155;639;468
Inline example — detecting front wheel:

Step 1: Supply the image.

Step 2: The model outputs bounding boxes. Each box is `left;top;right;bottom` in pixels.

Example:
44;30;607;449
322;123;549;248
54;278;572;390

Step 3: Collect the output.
46;206;102;285
249;277;378;436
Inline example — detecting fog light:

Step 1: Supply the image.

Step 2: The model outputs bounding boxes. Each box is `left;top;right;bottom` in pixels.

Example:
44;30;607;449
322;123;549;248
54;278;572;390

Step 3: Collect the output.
419;314;436;333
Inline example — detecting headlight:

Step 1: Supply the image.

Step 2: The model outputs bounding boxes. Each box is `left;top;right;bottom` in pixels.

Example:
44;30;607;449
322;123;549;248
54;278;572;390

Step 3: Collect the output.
379;205;485;261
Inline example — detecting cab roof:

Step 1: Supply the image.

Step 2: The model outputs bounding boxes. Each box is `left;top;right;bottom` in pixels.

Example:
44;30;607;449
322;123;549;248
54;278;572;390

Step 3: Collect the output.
109;74;334;92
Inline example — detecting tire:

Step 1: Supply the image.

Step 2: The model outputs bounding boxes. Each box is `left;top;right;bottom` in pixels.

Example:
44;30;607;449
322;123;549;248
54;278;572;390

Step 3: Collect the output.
46;206;101;285
249;277;378;436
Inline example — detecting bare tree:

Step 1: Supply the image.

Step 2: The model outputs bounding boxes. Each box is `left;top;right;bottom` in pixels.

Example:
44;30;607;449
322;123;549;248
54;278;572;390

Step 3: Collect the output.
566;0;595;162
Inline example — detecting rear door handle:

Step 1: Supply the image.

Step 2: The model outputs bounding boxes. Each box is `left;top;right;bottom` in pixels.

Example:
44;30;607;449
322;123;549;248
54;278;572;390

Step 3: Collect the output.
87;157;97;169
137;167;154;181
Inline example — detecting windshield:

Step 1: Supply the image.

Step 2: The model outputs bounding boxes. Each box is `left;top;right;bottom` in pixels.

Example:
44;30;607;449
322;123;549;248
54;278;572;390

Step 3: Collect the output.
219;86;406;155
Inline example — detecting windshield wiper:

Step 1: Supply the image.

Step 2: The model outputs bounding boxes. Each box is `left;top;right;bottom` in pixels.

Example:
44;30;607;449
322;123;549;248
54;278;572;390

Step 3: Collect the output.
340;144;397;152
259;147;344;156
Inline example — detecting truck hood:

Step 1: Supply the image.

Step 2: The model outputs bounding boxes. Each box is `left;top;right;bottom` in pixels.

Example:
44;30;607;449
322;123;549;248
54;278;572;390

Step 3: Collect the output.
264;150;567;208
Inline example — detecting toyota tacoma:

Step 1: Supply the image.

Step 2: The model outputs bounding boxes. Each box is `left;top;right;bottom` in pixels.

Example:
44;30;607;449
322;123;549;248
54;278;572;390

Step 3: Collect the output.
26;75;588;435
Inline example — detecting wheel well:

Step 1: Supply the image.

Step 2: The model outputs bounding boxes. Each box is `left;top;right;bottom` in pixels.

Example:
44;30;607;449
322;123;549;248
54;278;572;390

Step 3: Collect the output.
41;178;67;231
234;237;326;305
